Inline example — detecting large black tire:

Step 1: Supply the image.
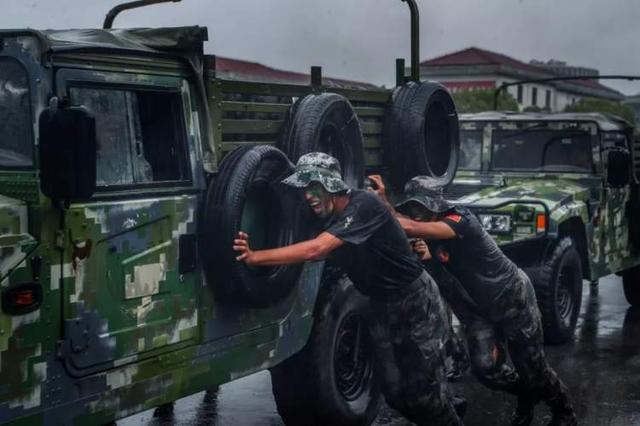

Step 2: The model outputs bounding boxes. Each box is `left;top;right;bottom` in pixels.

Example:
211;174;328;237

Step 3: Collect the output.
270;269;381;425
526;237;583;344
623;265;640;306
383;81;459;191
201;145;307;306
279;93;365;189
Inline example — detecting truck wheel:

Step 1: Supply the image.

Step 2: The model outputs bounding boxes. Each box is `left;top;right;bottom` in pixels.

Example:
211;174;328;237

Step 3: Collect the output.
527;237;583;344
383;81;459;191
270;270;381;425
623;266;640;306
279;93;365;188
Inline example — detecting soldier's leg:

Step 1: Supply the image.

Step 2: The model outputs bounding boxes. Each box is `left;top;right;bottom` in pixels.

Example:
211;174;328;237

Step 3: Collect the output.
502;273;576;425
367;299;404;406
384;274;463;426
442;302;470;380
465;317;520;394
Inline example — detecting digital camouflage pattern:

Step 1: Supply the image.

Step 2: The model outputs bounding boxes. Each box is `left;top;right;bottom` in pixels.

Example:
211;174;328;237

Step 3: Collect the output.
450;113;640;280
282;152;350;193
0;29;328;425
367;271;462;426
461;271;574;416
396;176;455;214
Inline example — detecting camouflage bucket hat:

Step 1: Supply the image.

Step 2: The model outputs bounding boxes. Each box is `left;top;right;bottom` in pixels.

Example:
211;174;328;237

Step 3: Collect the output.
396;176;454;214
281;152;349;193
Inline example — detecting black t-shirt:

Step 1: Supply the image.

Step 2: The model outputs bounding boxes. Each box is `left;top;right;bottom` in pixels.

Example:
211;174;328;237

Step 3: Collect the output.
430;207;521;310
325;190;424;299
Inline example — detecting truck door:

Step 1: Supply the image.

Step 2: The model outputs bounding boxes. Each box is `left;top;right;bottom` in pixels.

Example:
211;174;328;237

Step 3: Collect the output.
599;131;632;273
55;69;200;375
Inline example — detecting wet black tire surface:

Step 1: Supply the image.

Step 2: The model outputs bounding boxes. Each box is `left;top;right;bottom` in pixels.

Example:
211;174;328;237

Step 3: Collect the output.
270;269;381;425
527;237;583;344
279;92;365;189
200;145;303;306
623;265;640;306
383;81;459;191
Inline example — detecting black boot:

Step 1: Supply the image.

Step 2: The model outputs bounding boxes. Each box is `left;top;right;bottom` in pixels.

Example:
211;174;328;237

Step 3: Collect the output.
546;388;577;426
548;406;577;426
511;396;535;426
452;395;467;419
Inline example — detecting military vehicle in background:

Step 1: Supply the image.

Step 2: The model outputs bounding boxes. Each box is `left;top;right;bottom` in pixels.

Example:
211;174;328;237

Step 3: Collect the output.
448;111;640;343
0;0;460;424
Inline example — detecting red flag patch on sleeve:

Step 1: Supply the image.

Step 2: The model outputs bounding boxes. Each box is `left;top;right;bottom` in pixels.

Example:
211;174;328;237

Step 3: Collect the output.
444;214;462;223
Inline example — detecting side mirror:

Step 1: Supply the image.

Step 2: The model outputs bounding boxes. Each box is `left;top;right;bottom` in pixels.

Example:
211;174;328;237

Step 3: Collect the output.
606;148;631;188
39;105;96;201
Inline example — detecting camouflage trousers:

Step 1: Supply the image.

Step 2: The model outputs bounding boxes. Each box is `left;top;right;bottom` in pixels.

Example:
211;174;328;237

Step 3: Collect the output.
462;270;573;412
368;271;463;426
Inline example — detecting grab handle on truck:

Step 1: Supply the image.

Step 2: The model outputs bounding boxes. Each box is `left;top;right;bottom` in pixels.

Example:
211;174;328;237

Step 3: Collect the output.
103;0;181;29
401;0;420;82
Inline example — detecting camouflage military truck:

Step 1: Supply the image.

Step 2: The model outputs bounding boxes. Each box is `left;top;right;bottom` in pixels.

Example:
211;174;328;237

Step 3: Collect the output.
0;5;460;425
448;111;640;344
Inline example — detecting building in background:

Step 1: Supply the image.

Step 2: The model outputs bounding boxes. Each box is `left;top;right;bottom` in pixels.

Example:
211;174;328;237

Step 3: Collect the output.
214;56;377;90
420;47;623;112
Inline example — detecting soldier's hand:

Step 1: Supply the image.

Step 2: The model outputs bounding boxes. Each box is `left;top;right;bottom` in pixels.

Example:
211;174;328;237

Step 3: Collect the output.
233;231;254;264
367;175;387;200
412;239;432;261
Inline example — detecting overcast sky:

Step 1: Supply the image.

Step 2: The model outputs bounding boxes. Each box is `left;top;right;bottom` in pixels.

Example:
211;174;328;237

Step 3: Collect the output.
3;0;640;94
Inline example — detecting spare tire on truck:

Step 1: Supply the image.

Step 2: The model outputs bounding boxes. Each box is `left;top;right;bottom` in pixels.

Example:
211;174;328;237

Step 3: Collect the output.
383;81;459;191
271;268;381;426
279;93;365;189
200;145;308;306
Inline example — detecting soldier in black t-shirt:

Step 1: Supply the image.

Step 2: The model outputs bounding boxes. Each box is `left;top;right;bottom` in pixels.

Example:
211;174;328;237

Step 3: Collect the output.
233;153;463;426
376;175;576;426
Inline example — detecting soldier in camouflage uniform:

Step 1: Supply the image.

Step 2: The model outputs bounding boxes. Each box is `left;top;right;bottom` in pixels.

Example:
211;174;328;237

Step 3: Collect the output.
411;238;470;380
372;175;577;426
233;153;464;426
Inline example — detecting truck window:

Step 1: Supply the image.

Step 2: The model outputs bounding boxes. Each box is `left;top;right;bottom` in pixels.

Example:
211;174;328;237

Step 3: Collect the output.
0;59;32;168
459;130;482;170
70;87;189;187
491;128;593;173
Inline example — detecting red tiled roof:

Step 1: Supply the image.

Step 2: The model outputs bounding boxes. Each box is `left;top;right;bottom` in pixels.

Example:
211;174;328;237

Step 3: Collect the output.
422;47;620;96
214;56;377;89
422;47;543;75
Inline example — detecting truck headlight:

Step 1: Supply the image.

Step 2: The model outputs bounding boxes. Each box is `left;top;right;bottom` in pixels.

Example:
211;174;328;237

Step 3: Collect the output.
479;214;512;233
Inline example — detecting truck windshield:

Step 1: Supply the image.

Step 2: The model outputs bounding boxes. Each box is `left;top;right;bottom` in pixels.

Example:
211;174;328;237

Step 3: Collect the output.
0;59;33;167
491;128;593;173
459;130;482;170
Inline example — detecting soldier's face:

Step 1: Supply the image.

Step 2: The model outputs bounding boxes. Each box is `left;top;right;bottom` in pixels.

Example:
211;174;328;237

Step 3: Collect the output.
304;183;334;218
407;202;437;222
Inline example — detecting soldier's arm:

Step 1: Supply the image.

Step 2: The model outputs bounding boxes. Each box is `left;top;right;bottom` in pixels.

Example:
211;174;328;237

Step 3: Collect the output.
397;217;457;240
234;231;344;266
367;175;396;211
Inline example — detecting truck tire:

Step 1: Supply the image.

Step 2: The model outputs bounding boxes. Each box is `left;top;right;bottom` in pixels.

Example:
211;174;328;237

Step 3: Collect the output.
623;265;640;306
279;93;365;188
383;81;459;191
201;145;305;305
270;269;381;425
526;237;583;344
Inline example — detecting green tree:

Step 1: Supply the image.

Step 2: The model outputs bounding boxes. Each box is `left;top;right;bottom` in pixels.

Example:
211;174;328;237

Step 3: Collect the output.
452;89;518;113
563;98;635;124
522;105;546;113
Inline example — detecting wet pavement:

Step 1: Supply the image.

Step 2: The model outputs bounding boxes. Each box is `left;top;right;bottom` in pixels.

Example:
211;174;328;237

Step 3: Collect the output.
120;274;640;426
